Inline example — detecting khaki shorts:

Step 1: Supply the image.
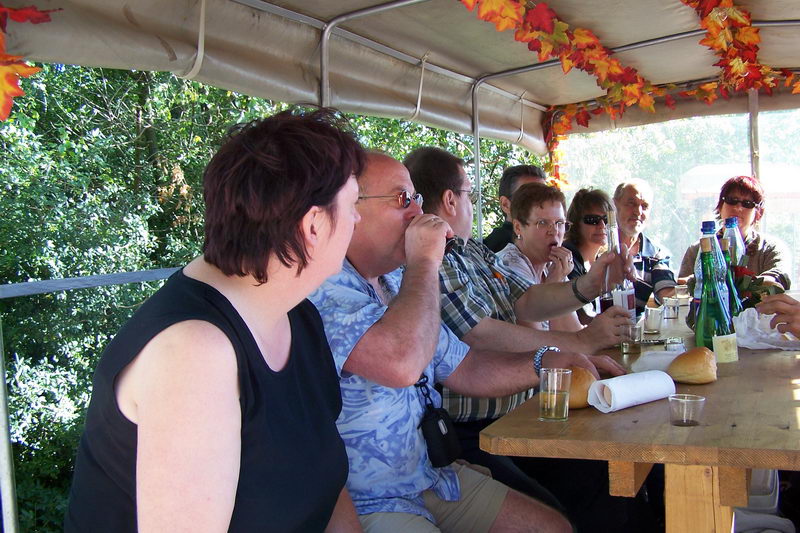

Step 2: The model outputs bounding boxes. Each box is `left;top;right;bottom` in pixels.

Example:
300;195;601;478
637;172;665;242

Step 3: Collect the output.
359;462;509;533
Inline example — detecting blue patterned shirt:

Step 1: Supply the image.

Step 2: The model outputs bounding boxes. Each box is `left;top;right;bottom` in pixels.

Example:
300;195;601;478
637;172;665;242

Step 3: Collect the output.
309;260;469;521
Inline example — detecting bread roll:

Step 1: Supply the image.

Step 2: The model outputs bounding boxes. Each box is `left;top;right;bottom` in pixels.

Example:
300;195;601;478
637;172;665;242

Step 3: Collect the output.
568;366;597;408
666;346;717;384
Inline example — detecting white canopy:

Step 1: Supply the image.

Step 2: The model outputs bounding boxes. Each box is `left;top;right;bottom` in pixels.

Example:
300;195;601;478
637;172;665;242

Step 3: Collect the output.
5;0;800;152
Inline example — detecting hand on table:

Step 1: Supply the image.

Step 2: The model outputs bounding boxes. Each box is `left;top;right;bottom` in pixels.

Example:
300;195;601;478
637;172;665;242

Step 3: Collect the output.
756;293;800;338
541;350;627;380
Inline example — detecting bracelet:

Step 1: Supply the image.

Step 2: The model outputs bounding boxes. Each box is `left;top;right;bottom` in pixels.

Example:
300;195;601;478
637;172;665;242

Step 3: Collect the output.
571;277;593;305
532;346;560;376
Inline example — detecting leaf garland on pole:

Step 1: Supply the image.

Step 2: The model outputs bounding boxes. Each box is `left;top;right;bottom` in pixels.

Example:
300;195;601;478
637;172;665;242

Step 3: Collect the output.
460;0;799;183
0;3;59;121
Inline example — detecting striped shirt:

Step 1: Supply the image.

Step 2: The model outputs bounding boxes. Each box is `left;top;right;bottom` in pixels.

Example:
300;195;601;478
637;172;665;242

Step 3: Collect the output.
437;238;534;422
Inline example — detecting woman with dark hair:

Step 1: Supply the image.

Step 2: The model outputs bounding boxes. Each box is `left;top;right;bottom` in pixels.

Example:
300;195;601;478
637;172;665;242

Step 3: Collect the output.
678;175;791;290
562;188;614;281
496;183;626;345
66;108;365;532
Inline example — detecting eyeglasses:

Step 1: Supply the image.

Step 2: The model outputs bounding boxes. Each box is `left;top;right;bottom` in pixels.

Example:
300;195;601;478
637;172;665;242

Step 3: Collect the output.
358;189;423;209
582;214;608;226
455;189;478;203
722;196;760;209
529;219;571;232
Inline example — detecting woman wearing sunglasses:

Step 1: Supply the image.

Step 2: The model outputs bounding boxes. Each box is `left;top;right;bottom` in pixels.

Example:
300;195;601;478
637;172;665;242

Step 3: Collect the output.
559;189;615;322
66;109;365;532
678;175;791;290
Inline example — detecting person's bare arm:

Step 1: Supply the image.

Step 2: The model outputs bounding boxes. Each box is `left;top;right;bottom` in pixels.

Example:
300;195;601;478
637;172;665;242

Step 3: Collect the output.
514;247;633;322
442;348;625;398
325;488;363;533
126;321;241;533
343;214;451;388
463;305;629;355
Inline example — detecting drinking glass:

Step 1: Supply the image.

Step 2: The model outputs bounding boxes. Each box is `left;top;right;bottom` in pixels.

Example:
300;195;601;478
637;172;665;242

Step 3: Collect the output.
539;368;572;421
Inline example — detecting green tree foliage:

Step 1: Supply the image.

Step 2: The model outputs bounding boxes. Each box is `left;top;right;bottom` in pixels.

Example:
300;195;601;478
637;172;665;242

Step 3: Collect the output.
0;65;540;531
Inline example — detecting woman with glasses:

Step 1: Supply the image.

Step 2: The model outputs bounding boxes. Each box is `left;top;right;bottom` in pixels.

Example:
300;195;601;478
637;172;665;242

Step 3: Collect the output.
678;175;791;290
497;183;626;335
66;108;365;532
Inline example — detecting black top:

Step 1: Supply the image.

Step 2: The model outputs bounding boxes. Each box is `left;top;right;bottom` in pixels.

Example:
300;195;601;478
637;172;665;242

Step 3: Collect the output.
562;240;588;280
66;270;347;532
483;221;515;253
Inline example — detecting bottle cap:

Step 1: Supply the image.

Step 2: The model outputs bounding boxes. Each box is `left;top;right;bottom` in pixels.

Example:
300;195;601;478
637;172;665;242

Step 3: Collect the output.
701;220;716;234
724;216;738;227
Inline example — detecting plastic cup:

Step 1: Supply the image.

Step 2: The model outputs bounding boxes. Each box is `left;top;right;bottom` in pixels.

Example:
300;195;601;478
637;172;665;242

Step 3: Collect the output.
620;321;642;355
539;368;572;422
663;297;680;319
669;394;706;426
643;306;662;334
675;285;690;303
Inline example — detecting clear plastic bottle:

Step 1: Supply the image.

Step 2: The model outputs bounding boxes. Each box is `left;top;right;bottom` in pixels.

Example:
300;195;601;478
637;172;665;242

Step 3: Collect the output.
723;216;746;267
602;208;636;321
692;220;730;324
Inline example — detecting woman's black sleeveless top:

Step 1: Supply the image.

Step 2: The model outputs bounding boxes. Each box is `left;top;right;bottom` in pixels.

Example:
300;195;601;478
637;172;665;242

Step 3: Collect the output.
65;270;347;532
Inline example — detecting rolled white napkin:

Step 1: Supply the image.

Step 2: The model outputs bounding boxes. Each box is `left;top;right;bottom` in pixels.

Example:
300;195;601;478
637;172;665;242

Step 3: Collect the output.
588;370;676;413
630;351;681;373
732;307;800;350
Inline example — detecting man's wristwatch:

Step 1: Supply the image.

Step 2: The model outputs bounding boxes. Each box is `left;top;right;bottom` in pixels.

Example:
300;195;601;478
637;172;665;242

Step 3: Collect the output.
533;346;561;376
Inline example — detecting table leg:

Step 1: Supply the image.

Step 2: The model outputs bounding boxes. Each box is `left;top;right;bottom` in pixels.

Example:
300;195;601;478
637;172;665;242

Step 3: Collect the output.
665;464;735;533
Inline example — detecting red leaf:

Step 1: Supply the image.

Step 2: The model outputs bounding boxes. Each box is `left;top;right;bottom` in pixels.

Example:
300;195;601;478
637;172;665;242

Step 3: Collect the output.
697;0;720;18
0;5;59;30
524;2;557;33
575;109;591;127
665;94;676;109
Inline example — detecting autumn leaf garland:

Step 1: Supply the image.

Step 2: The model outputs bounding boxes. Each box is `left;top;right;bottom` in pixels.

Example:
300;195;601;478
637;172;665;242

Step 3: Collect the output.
460;0;799;182
0;3;58;121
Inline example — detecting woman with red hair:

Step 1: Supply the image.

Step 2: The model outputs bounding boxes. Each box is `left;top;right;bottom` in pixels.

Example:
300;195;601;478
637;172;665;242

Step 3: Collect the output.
678;175;791;290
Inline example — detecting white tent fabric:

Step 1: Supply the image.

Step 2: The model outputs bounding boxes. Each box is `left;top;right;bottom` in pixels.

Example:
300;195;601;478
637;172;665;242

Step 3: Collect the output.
5;0;800;153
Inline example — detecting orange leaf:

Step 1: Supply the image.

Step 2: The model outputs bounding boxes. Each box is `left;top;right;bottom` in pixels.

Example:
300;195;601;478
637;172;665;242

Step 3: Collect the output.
734;26;760;46
0;60;40;120
538;39;554;61
460;0;479;11
0;29;5;53
638;92;655;112
572;28;599;49
559;51;573;74
792;80;800;95
477;0;524;32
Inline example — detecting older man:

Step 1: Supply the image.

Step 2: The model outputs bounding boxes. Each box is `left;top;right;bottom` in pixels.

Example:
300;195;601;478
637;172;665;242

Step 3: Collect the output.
613;179;676;313
483;165;547;252
405;146;652;533
308;152;622;532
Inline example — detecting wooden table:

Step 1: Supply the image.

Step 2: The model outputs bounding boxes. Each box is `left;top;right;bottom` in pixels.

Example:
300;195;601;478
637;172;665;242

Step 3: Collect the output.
480;313;800;532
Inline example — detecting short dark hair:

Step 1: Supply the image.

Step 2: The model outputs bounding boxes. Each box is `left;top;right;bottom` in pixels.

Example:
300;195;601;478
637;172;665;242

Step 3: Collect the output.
510;183;566;224
203;107;365;283
403;146;466;214
498;164;546;200
715;175;765;219
565;188;613;245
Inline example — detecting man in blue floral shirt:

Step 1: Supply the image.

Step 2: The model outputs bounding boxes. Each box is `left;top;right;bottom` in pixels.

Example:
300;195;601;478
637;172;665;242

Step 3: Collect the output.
310;152;613;532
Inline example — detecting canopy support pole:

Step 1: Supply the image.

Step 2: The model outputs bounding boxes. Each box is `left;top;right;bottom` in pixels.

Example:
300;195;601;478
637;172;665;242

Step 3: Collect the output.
0;317;19;533
319;0;432;108
748;89;760;181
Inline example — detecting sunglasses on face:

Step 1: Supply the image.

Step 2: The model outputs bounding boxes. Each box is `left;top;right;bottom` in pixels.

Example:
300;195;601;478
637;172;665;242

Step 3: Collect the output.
582;214;608;225
722;196;760;210
358;189;424;209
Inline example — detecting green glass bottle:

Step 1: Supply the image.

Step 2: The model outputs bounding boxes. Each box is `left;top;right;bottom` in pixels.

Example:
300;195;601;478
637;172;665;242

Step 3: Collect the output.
695;237;733;351
719;238;744;323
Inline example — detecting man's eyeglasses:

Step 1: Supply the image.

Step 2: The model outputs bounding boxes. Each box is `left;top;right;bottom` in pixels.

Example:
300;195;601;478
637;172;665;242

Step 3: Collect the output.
530;219;571;232
582;214;608;226
722;196;760;210
358;190;423;209
455;189;479;203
